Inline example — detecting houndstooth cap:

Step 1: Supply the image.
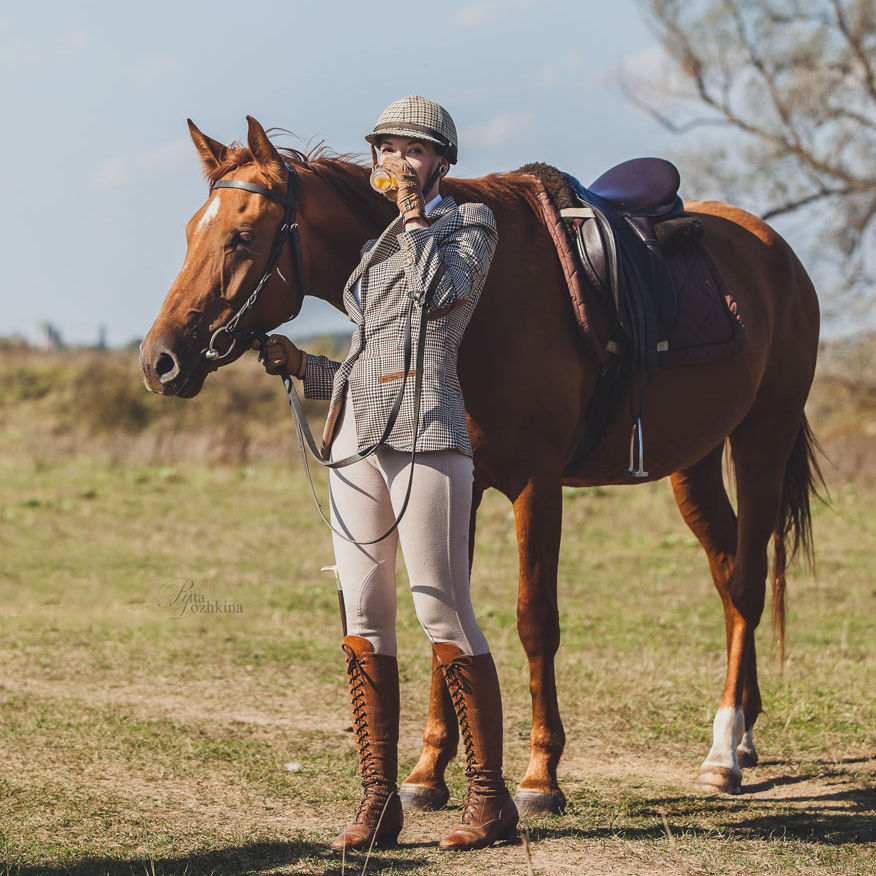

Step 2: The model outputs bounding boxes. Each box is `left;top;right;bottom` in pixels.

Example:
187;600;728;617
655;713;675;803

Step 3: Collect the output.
364;95;458;164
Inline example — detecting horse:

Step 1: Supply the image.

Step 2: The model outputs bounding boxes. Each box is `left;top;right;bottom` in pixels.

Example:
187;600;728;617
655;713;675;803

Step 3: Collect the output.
140;116;822;815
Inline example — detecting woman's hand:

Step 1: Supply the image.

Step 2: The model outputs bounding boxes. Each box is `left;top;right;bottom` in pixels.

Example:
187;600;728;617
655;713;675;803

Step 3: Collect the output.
252;334;306;377
381;155;427;224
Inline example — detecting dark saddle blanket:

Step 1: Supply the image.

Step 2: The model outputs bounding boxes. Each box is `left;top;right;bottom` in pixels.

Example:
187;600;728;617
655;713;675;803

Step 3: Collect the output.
519;159;745;372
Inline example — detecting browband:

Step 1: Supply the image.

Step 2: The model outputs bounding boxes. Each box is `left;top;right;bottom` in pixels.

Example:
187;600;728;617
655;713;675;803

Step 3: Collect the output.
212;177;298;211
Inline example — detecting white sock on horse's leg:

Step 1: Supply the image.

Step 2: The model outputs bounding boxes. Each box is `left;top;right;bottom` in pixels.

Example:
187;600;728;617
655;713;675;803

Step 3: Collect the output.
699;705;744;778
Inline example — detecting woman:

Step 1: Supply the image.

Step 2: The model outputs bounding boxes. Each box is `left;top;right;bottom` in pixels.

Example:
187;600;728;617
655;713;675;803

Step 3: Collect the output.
259;95;517;853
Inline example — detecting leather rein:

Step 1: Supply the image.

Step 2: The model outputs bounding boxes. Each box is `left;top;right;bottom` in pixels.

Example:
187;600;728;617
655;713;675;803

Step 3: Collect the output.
202;162;431;546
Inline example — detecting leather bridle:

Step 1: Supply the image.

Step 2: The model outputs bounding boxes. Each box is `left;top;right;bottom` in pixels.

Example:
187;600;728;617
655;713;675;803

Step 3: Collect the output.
199;161;433;546
203;162;307;362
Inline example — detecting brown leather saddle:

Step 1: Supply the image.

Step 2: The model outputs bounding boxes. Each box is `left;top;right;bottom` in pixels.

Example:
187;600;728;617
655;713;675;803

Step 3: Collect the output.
562;158;683;380
517;158;745;477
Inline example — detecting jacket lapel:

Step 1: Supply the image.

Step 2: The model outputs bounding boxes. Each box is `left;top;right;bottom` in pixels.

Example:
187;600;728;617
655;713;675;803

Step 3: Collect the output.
343;215;405;321
341;194;459;319
424;193;456;223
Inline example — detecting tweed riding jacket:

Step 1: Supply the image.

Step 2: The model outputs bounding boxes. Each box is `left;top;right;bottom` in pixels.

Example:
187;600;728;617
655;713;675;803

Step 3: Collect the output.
302;194;497;457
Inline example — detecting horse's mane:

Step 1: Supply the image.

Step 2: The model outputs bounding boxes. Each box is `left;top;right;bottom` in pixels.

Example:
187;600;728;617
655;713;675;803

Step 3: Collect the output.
444;173;544;217
203;139;395;227
204;137;545;229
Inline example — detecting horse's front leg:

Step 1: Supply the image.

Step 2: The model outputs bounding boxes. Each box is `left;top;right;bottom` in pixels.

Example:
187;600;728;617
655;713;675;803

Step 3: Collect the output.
400;481;486;810
399;649;458;809
511;467;566;816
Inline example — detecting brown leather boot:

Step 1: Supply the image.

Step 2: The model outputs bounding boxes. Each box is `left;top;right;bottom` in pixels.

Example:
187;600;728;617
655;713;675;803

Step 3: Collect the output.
433;643;519;851
331;636;403;852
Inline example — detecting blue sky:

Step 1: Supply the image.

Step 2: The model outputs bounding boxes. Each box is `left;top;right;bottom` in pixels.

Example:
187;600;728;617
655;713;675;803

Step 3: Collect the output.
2;0;680;347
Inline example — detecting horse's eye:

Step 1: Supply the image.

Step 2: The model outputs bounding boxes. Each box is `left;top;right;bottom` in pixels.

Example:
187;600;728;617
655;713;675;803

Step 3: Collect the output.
226;229;254;253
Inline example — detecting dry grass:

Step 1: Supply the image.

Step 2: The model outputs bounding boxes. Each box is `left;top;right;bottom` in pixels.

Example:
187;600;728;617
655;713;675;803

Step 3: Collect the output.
1;456;874;875
809;334;876;488
2;334;874;482
1;342;875;875
0;340;345;468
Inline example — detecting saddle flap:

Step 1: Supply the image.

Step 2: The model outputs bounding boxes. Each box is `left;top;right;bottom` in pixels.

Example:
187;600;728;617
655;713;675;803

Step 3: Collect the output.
578;218;608;296
520;159;741;377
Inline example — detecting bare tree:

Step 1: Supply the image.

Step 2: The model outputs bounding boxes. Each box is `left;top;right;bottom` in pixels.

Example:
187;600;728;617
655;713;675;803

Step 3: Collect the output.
627;0;876;330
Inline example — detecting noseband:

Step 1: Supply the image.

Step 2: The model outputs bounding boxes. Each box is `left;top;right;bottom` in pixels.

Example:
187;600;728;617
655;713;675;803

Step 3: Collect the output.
203;162;308;361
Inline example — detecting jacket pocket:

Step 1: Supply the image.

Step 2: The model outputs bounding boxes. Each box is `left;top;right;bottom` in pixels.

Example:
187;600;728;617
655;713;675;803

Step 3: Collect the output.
378;368;417;384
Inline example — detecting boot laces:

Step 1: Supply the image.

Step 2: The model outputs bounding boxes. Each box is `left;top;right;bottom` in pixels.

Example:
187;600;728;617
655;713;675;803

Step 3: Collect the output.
442;657;481;784
354;786;390;823
343;644;381;792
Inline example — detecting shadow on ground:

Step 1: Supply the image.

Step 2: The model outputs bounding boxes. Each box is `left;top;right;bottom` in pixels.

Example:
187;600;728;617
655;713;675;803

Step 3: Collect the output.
528;758;876;847
12;838;429;876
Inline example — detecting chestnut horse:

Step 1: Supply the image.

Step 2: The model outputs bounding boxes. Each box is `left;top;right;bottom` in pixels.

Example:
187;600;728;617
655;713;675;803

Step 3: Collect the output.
141;117;821;814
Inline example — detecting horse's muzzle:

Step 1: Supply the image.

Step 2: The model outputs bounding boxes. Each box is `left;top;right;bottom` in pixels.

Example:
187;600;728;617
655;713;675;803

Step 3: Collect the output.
140;333;209;397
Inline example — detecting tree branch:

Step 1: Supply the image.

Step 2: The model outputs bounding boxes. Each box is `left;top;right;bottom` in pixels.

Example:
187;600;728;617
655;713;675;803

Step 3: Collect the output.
728;1;800;140
618;81;733;133
644;3;870;188
821;105;876;133
761;186;858;220
829;0;876;106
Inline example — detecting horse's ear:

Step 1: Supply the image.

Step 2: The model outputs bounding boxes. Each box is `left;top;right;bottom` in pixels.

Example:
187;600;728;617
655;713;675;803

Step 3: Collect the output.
246;115;285;182
188;119;227;175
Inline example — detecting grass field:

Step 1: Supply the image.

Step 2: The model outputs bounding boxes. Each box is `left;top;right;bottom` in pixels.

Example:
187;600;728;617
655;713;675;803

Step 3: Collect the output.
1;349;875;875
2;456;875;876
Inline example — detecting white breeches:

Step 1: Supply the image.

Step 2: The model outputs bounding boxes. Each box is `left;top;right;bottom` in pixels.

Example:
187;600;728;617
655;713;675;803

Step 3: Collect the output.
328;383;489;657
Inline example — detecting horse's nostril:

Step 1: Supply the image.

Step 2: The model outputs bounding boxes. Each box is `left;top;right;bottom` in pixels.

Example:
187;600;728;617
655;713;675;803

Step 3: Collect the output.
155;351;178;379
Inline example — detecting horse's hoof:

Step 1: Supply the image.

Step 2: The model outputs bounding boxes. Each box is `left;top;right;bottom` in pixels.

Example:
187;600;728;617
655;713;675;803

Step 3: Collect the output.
398;783;449;811
736;747;759;768
695;767;742;795
513;788;566;816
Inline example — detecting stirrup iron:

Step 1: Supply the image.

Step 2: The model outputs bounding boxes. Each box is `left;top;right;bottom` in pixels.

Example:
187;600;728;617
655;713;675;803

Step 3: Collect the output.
626;417;649;478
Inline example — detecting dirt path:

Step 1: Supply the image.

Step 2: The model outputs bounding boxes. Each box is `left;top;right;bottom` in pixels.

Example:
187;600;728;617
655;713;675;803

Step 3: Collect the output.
4;672;874;875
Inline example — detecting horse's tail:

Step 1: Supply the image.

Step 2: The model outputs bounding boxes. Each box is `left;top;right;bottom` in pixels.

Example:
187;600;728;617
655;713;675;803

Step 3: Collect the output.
772;413;826;666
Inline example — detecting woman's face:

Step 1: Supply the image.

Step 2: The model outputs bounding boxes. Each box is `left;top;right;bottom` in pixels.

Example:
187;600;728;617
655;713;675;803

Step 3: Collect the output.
378;135;445;194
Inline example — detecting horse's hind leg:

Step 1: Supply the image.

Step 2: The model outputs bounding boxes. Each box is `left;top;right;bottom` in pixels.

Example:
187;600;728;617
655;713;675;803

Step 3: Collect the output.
670;442;763;787
689;415;799;794
400;481;486;810
736;646;761;768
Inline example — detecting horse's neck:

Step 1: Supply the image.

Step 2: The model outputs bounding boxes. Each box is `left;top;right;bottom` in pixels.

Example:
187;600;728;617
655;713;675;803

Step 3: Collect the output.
300;166;391;310
300;168;542;312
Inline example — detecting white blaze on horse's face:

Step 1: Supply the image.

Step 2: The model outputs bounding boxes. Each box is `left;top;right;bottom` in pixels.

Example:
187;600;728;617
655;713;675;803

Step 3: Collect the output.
182;193;224;270
196;194;222;234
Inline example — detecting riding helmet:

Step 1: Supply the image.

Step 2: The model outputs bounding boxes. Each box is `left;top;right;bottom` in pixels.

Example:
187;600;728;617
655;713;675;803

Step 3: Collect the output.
365;95;458;164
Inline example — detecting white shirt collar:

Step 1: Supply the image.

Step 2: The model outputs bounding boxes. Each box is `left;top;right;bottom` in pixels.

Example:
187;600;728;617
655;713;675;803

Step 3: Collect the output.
424;193;443;215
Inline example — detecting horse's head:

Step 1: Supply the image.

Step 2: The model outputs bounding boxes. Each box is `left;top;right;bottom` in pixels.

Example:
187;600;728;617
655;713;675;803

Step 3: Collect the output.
140;116;302;398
